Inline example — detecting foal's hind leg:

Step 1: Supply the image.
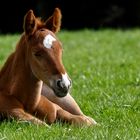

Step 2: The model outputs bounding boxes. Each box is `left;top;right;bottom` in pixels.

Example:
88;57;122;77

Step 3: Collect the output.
0;95;46;125
8;108;47;125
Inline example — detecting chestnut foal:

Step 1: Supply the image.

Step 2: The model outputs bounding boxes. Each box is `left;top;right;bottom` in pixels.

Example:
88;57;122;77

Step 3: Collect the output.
0;8;96;126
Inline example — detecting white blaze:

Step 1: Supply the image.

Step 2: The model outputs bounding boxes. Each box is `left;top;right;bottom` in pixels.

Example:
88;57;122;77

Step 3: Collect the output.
43;34;56;49
62;73;71;88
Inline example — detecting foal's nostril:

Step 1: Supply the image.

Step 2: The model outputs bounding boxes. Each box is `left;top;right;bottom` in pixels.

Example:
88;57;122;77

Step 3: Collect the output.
56;79;63;89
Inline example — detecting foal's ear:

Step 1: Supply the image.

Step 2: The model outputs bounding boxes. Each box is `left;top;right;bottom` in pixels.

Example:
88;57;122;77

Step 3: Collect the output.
45;8;62;33
23;10;37;35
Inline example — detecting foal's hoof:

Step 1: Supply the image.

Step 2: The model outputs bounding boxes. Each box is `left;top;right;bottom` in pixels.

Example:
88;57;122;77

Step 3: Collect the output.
18;119;50;128
36;120;51;128
71;115;97;127
84;115;97;126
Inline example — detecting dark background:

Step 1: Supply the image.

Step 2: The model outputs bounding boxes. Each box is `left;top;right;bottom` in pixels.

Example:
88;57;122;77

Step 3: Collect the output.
0;0;140;34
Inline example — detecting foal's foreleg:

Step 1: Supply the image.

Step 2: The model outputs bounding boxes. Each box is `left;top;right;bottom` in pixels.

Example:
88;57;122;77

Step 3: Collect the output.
56;108;97;126
42;84;83;115
35;95;96;126
35;95;57;124
41;85;97;126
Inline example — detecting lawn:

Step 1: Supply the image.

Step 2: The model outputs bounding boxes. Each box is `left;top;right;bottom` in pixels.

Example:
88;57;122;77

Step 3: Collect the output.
0;29;140;140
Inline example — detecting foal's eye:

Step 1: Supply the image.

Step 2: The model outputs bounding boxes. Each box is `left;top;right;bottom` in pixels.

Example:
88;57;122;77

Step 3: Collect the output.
34;52;42;57
40;29;45;31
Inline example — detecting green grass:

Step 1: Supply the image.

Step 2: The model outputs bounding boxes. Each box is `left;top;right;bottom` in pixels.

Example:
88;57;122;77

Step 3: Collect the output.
0;29;140;140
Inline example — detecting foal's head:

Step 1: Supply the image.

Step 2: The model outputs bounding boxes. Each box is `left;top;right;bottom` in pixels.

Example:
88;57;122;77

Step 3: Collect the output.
23;8;71;97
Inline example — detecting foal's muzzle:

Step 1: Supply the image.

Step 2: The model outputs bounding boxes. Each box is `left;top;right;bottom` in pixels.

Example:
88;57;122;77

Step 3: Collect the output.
51;74;72;97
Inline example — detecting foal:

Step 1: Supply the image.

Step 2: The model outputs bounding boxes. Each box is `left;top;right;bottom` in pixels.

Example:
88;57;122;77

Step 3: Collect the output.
0;8;96;126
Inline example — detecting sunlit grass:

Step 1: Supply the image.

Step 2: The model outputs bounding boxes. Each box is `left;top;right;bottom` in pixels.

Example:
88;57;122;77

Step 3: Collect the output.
0;29;140;140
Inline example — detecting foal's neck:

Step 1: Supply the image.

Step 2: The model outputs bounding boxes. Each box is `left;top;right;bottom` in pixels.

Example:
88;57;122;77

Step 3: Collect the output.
0;34;42;109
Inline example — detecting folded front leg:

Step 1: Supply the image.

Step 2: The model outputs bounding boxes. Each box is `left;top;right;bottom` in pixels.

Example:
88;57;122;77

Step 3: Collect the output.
35;95;96;126
34;95;57;124
56;108;97;126
41;84;97;126
42;84;83;115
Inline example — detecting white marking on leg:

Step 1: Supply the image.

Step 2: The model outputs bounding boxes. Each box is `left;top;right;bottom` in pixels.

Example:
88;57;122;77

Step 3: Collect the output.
62;73;71;88
43;34;56;49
